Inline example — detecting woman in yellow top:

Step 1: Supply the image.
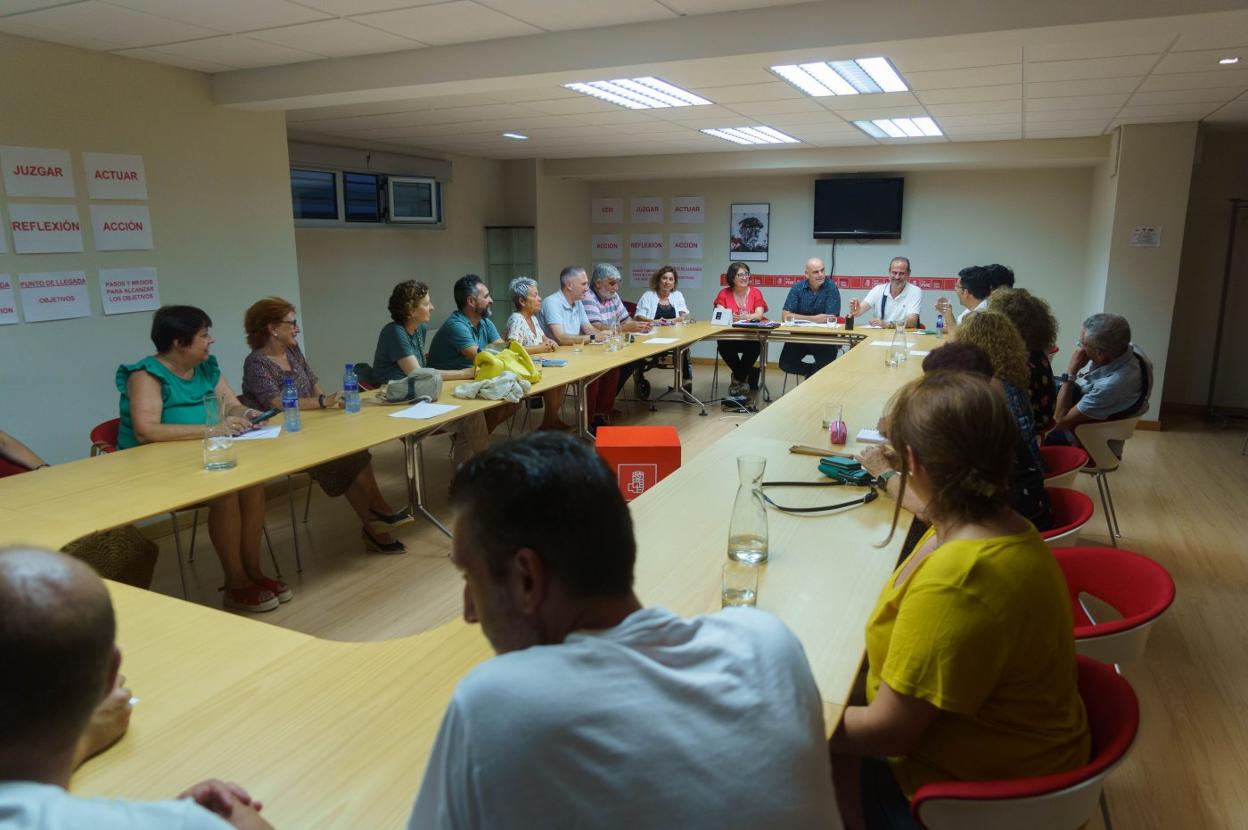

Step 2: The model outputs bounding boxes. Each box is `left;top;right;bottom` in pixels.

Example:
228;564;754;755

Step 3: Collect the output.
829;371;1090;830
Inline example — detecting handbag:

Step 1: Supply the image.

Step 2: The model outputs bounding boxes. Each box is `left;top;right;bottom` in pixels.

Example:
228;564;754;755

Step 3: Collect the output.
377;368;443;404
761;457;878;514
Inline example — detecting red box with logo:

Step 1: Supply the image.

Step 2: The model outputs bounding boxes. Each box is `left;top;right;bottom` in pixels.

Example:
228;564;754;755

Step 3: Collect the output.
594;426;681;502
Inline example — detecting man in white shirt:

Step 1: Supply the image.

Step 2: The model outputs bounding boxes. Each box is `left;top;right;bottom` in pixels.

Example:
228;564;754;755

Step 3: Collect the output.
935;264;992;336
408;433;837;830
849;256;922;329
541;266;620;432
0;547;272;830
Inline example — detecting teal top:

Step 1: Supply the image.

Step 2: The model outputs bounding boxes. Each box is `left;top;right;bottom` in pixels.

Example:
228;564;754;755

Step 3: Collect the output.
373;321;427;385
428;310;500;371
115;355;221;450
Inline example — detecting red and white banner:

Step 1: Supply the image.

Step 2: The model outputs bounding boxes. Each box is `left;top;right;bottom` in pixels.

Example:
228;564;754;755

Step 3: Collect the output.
90;204;154;251
670;196;705;224
99;267;160;316
0;276;17;325
9;203;84;254
629;233;663;261
669;232;703;260
1;146;75;198
631;196;663;223
83;152;148;200
591;234;622;260
591;197;622;224
18;271;91;323
675;262;704;289
716;273;959;290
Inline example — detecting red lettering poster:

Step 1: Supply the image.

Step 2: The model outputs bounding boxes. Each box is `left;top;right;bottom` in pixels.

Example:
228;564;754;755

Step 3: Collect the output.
629;265;652;288
99;267;160;316
0;275;17;325
670;196;705;224
1;146;75;198
669;232;703;260
17;271;90;323
591;234;622;261
674;263;703;289
591;197;622;224
90;204;154;251
629;233;663;261
9;203;84;254
631;196;663;224
83;152;148;200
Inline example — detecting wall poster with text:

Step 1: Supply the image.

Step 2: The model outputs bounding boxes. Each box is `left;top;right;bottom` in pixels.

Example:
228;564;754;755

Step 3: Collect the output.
730;202;769;262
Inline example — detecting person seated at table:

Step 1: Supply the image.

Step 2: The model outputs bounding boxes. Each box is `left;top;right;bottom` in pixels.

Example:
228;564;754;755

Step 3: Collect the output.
583;263;653;396
373;280;491;469
408;433;837;829
633;264;692;391
984;262;1015;292
830;371;1089;830
779;256;841;379
713;261;768;402
428;274;515;434
0;430;49;474
848;257;921;329
955;311;1044;460
241;297;409;555
1049;312;1153;456
503;276;573;431
933;264;991;337
542;265;620;433
987;287;1060;434
0;546;274;829
117;305;286;614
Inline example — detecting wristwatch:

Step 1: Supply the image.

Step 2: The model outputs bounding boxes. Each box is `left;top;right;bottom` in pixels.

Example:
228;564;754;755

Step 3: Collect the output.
1056;373;1074;384
877;470;899;488
318;393;326;408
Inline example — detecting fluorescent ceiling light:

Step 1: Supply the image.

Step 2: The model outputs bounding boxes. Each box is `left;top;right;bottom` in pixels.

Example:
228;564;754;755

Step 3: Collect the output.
852;117;944;139
701;126;801;145
562;77;711;110
501;132;528;140
1219;56;1240;65
770;57;908;96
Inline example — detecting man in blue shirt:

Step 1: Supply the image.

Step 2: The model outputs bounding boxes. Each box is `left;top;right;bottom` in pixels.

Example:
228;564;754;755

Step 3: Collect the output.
778;257;841;378
428;274;505;371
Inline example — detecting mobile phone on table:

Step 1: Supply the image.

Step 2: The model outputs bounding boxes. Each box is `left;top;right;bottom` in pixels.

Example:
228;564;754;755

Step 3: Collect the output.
250;408;278;423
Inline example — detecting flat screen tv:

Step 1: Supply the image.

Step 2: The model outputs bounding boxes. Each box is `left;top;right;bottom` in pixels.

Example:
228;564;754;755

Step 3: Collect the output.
813;176;904;240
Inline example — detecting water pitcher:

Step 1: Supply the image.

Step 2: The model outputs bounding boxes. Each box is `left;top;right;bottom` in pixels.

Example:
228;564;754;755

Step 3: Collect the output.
202;392;237;471
727;455;768;564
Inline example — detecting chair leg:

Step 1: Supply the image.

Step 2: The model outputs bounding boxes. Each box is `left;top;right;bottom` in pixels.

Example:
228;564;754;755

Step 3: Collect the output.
711;355;719;398
1094;474;1117;547
286;477;304;573
1100;789;1115;830
1103;476;1123;539
782;373;789;395
262;523;281;578
168;512;189;599
187;508;199;562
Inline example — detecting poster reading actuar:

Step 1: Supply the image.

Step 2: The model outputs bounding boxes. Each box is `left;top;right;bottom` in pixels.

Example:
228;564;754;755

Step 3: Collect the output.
591;198;623;224
99;267;160;316
0;276;17;325
629;233;664;260
91;204;154;251
670;196;705;224
1;146;75;198
631;196;663;224
669;233;703;260
9;203;84;254
18;271;91;323
591;234;622;260
83;152;148;200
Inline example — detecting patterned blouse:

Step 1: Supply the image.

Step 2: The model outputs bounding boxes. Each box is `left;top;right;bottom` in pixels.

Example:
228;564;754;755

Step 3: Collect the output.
241;345;318;410
1027;352;1057;434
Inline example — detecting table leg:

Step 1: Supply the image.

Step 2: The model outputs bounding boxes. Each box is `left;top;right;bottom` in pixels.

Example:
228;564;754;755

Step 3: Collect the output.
651;347;707;416
402;433;452;538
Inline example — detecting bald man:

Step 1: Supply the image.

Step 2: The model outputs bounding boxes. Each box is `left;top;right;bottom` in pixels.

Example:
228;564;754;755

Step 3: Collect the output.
778;257;842;379
0;547;273;829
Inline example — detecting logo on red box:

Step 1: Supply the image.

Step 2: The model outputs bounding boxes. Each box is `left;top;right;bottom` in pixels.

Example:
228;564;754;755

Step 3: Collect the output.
618;463;658;496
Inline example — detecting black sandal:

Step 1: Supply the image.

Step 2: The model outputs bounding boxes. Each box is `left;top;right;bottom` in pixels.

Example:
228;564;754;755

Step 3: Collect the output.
369;508;414;528
362;527;406;555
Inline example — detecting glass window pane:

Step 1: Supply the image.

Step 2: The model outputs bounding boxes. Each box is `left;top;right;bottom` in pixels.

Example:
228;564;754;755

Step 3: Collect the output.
393;180;434;218
343;172;382;222
291;169;337;220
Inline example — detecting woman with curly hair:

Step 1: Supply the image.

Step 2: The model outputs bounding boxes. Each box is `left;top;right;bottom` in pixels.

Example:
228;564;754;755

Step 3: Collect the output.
987;287;1059;433
955;311;1041;462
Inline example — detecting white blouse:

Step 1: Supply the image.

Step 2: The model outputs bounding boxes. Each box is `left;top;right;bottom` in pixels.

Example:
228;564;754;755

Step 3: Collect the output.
505;311;549;347
635;290;689;321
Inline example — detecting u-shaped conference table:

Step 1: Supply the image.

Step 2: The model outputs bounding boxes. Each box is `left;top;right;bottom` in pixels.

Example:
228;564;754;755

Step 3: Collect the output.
0;321;928;829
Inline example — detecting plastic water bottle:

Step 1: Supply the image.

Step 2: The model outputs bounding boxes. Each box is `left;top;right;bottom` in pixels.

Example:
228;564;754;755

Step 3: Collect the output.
282;375;301;433
343;364;361;414
936;313;945;338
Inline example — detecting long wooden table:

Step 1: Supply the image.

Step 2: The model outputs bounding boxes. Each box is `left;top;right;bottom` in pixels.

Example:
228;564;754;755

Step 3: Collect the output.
22;325;933;828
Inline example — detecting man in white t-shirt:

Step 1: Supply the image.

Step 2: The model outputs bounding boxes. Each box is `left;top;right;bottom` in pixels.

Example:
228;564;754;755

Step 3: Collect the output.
849;256;922;329
408;433;837;830
0;547;272;830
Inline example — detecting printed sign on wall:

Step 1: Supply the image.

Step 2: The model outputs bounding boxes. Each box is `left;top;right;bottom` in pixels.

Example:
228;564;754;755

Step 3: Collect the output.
99;267;160;315
669;232;703;260
674;263;704;289
1;146;75;198
591;234;623;260
84;152;148;200
631;196;663;223
90;204;153;251
671;196;705;224
9;203;83;254
629;264;653;288
18;271;90;323
629;233;664;261
0;206;6;253
0;276;17;325
591;197;623;224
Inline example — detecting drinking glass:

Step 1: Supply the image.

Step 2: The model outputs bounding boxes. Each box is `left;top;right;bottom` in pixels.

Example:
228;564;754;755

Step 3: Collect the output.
722;560;759;608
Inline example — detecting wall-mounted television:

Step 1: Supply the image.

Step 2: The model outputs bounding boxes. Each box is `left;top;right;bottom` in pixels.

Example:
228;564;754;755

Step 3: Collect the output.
813;176;904;240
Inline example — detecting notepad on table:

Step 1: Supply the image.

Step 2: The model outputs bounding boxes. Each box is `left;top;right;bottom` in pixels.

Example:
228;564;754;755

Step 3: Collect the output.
389;402;459;420
856;428;887;444
235;425;282;441
643;337;679;345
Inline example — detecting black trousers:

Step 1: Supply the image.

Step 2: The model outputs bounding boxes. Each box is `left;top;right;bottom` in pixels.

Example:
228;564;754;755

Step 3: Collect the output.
778;343;838;377
717;341;761;385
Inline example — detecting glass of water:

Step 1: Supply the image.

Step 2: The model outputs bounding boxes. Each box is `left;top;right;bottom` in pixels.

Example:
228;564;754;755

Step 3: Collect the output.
722;560;759;608
201;393;237;471
571;334;589;352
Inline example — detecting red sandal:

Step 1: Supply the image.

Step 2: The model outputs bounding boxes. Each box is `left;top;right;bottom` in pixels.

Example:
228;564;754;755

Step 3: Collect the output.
253;577;293;603
220;585;279;613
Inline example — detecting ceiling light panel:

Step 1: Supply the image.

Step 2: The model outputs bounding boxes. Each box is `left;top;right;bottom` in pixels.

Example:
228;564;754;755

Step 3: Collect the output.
852;117;944;139
700;126;801;145
562;77;711;110
771;57;909;97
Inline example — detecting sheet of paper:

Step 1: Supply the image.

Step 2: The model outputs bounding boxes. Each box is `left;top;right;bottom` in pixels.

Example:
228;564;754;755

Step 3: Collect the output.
234;425;281;440
910;350;931;356
643;337;679;344
389;402;459;420
856;428;887;444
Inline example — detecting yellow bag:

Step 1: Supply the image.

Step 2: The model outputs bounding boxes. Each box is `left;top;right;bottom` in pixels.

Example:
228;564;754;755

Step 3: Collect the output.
474;341;542;383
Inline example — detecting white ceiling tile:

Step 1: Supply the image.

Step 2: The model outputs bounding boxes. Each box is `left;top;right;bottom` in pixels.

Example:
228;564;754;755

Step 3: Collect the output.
353;2;541;46
924;99;1021;117
648;115;756;130
298;0;443;14
947;132;1021;142
1116;103;1221;119
726;98;824;116
492;86;580;103
103;0;330;32
1025;108;1120;123
942;124;1021;135
1026;77;1143;97
113;45;234;72
0;0;81;12
1024;123;1109;138
819;105;932;122
473;0;674;31
657;61;774;88
553;111;667;127
1024;94;1129;111
690;82;801;104
527;97;622;115
247;18;420;56
934;113;1021;128
916;85;1020;105
0;15;129;49
1171;23;1248;53
761;111;851;127
1024;34;1173;63
649;104;743;122
1025;55;1157;82
1128;88;1244;107
809;136;879;146
144;35;321;69
817;91;920;112
1137;69;1248;92
905;64;1022;90
892;47;1021;73
4;0;218;48
1153;49;1248;75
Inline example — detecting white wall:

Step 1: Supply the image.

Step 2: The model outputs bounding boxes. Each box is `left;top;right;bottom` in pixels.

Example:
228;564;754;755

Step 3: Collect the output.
0;35;299;463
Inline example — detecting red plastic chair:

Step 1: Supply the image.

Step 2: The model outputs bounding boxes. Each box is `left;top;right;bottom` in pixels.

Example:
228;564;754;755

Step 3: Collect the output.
0;456;30;477
1052;546;1175;666
912;655;1138;830
1039;445;1088;489
1040;487;1094;547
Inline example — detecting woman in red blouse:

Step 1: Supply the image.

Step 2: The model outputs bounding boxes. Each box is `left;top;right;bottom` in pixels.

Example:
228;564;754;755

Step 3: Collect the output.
713;261;769;401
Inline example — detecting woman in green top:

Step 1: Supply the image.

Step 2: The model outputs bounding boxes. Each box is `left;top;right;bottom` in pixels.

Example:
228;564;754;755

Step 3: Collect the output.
117;305;286;614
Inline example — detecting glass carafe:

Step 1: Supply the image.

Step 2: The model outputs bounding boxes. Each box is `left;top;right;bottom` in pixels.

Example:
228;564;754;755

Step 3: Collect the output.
727;455;768;564
202;392;237;471
886;326;908;367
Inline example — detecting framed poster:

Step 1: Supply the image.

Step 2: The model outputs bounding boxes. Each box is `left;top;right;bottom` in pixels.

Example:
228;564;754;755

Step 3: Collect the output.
730;203;769;262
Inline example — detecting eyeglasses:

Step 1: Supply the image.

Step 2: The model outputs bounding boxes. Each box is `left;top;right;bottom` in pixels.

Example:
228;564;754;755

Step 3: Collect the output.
279;319;298;327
